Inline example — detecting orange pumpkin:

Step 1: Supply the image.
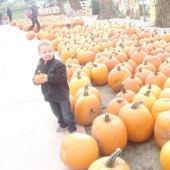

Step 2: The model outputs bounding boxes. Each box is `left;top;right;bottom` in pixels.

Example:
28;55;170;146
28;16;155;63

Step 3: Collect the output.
118;100;154;142
116;83;135;103
77;50;95;65
74;89;100;125
60;133;99;170
151;98;170;121
108;66;132;92
160;141;170;170
91;113;127;156
145;70;168;89
34;71;45;84
91;63;109;85
69;70;91;97
75;85;102;104
122;75;143;93
88;148;130;170
154;111;170;148
106;98;129;116
132;90;157;112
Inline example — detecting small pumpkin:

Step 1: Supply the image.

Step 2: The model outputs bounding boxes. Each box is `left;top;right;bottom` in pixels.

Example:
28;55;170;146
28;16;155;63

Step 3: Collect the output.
34;71;45;84
116;83;135;103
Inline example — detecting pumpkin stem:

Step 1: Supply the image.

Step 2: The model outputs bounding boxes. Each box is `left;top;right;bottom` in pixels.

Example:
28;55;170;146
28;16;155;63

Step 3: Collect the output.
131;75;135;79
144;60;147;65
154;70;159;75
77;70;81;79
106;148;122;168
139;68;142;72
105;113;110;122
144;90;151;96
117;66;121;71
117;98;124;103
131;100;144;109
121;83;127;94
148;84;152;89
92;64;98;67
84;84;89;90
84;89;89;96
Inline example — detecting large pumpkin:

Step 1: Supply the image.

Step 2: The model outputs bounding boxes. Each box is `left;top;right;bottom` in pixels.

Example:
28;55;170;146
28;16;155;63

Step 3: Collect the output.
60;133;99;170
92;113;127;156
160;141;170;170
74;89;100;125
88;148;130;170
118;100;154;142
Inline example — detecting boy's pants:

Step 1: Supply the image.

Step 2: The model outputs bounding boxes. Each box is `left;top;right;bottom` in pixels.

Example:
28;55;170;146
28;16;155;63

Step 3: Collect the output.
49;99;77;133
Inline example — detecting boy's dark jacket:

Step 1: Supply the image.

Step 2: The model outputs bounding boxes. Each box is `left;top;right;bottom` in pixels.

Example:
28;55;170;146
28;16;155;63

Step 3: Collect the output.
34;56;69;102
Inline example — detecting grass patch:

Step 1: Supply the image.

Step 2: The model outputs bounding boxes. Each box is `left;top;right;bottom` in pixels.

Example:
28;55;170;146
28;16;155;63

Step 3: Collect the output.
12;9;28;20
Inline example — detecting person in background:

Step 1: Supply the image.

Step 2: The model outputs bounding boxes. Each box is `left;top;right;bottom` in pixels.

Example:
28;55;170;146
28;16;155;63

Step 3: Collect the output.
27;1;41;32
7;4;12;23
65;13;70;28
0;12;4;25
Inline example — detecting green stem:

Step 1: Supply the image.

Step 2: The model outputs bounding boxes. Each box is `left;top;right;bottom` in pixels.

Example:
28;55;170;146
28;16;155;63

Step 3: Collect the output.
106;148;122;168
131;100;144;109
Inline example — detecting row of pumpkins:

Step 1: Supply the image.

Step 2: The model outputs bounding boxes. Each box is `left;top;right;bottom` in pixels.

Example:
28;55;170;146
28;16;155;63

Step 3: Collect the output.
31;18;170;169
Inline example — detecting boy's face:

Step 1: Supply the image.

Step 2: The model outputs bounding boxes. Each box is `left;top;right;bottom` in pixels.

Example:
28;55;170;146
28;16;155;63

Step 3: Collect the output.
38;45;54;63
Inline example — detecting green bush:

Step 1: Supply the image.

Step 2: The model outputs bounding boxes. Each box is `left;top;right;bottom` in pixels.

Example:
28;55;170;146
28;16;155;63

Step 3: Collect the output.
12;2;29;10
91;0;100;15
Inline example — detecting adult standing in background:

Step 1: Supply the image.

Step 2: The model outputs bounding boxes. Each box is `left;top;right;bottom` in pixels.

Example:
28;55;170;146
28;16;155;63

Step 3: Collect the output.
7;4;12;23
27;1;41;32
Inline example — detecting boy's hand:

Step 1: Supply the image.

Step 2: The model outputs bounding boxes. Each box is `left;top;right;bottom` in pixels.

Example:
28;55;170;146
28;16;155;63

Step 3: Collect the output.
40;74;48;84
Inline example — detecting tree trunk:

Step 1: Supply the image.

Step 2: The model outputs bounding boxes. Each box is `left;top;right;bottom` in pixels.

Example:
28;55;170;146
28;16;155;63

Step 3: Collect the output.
97;0;118;20
155;0;170;27
58;0;66;15
68;0;82;11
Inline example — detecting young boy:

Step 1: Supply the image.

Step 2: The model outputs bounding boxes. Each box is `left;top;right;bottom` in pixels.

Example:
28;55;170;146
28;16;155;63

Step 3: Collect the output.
33;40;77;133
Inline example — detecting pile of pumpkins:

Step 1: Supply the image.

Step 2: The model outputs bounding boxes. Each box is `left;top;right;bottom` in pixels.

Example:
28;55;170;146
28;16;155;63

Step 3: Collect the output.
10;14;84;40
34;19;170;170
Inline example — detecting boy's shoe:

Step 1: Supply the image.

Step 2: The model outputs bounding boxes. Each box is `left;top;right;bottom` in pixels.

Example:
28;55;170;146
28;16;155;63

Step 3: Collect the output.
56;126;68;132
71;131;77;134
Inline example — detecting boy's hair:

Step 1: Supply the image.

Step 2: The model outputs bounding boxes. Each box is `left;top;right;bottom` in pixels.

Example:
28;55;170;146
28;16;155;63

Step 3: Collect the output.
38;40;52;51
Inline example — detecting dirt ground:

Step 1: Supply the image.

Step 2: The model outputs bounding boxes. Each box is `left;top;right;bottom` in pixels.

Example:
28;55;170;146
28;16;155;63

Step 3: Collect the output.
81;16;163;170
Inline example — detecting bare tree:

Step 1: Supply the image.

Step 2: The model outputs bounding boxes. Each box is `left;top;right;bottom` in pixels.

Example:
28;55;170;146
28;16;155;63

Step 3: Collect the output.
68;0;82;11
155;0;170;27
97;0;118;20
